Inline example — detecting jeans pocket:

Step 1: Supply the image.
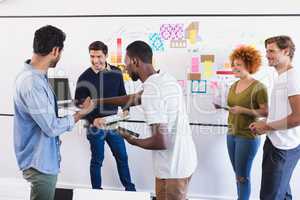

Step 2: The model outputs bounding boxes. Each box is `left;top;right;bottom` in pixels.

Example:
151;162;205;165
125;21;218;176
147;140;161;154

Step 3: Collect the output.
270;148;287;170
87;128;107;140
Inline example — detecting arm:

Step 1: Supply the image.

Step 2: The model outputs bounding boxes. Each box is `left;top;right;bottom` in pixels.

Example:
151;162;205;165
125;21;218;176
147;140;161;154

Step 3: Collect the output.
74;77;95;122
118;123;168;150
230;83;268;117
23;85;75;137
118;72;130;111
230;103;268;117
121;80;169;149
95;91;142;108
73;97;95;123
268;95;300;129
249;95;300;134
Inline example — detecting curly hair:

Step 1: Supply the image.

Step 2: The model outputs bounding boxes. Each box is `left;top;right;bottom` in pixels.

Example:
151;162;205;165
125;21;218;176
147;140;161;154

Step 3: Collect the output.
229;45;262;74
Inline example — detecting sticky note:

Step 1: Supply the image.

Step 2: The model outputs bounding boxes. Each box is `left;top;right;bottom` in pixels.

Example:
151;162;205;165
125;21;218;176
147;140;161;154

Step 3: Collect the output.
203;61;214;79
187;73;201;80
224;62;231;69
149;33;164;51
170;39;187;48
191;57;200;72
210;81;218;89
201;55;215;63
160;24;184;40
178;80;186;87
117;38;122;63
110;53;117;64
185;22;199;45
191;80;207;93
216;70;234;75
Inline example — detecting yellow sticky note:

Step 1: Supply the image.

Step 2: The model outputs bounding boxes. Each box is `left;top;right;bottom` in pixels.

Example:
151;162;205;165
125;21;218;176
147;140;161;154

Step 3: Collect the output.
185;22;199;45
123;73;131;81
224;62;231;69
110;54;117;64
189;30;197;45
203;61;213;79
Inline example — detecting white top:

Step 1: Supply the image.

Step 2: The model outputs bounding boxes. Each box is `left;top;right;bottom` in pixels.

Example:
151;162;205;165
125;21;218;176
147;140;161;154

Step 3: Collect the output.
141;71;198;178
267;68;300;150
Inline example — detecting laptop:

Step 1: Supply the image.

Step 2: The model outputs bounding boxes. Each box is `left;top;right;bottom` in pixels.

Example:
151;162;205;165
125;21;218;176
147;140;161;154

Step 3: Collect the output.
48;78;78;110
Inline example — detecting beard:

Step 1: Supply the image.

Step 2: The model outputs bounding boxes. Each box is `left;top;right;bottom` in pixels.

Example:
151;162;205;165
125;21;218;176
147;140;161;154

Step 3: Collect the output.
130;72;140;81
49;58;59;68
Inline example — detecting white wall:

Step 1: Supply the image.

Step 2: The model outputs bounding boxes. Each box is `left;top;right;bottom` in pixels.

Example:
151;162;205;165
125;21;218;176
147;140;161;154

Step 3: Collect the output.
1;1;300;200
2;114;300;199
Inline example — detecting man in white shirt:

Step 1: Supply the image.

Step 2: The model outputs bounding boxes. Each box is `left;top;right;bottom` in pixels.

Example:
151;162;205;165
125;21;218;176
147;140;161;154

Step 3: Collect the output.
116;40;198;200
250;36;300;200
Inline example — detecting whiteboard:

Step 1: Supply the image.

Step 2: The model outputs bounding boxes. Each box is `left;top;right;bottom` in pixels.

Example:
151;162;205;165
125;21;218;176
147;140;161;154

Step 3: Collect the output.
2;16;300;199
1;16;299;125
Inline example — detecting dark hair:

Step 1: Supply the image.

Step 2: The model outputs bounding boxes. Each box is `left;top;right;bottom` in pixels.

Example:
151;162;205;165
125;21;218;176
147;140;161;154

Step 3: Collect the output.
265;35;296;59
33;25;66;56
126;41;152;64
88;41;108;55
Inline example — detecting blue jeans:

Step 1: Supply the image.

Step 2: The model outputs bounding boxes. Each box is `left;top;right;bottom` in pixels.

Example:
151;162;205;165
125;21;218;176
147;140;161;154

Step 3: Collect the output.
227;134;261;200
260;137;300;200
87;127;136;191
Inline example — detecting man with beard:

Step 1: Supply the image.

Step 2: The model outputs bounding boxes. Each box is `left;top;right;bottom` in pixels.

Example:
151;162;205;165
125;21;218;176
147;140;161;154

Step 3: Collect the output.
94;40;197;200
75;41;136;191
13;25;94;200
250;36;300;200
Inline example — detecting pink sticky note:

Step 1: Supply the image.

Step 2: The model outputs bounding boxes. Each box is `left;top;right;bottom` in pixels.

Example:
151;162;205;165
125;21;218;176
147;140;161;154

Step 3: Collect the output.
210;81;218;89
117;38;122;63
192;57;199;66
178;80;186;87
191;57;199;72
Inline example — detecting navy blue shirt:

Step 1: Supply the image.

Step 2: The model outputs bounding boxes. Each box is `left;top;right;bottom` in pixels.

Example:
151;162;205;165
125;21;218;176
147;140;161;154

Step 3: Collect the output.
75;64;127;123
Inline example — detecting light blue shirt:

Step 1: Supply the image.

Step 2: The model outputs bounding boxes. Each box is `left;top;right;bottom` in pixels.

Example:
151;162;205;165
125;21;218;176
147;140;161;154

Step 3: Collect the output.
13;60;75;175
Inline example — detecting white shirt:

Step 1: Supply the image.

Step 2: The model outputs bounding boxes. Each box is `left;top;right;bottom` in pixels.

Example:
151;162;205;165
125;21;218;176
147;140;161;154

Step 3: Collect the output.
267;68;300;150
141;71;197;178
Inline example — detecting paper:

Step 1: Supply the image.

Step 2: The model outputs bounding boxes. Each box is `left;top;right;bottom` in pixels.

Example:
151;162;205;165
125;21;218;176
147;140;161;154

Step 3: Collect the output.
177;80;187;95
191;80;207;93
187;73;201;80
110;53;117;64
170;39;187;48
191;57;199;72
149;33;164;51
185;22;199;45
160;24;184;40
117;38;122;64
203;61;214;79
201;55;215;63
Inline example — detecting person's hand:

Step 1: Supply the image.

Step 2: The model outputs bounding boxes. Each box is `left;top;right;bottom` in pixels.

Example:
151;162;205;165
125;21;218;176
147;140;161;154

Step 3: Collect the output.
229;106;245;115
122;110;129;118
138;90;144;96
249;121;272;135
78;97;95;116
117;127;137;145
93;117;106;129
